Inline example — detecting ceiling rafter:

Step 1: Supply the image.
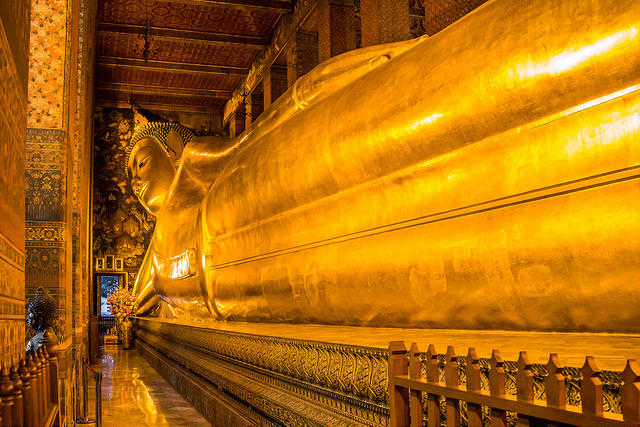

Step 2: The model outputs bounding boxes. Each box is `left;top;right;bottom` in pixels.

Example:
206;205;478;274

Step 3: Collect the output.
97;57;249;76
97;82;233;99
223;0;318;124
95;100;222;114
157;0;291;13
98;22;269;48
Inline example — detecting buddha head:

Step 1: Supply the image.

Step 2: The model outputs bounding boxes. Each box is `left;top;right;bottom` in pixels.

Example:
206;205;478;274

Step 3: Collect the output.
126;122;195;215
26;287;56;333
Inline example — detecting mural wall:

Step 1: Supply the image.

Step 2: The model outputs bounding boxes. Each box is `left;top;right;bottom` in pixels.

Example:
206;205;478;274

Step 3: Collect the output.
93;107;156;285
0;0;30;368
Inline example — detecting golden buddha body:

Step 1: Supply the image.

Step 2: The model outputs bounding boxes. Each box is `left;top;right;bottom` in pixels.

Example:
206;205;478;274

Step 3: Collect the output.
131;0;640;333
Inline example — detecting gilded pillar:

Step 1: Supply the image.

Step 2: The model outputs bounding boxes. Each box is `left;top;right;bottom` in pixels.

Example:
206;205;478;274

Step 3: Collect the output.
286;44;298;88
270;66;288;104
229;107;246;138
229;114;237;139
251;92;264;124
244;96;253;130
25;0;94;418
263;67;273;111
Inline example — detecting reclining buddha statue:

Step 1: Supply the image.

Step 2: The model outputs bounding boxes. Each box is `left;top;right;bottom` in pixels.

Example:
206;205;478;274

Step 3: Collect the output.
130;0;639;333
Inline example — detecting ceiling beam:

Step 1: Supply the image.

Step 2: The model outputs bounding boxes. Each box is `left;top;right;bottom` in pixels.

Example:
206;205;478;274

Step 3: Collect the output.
157;0;291;13
97;57;249;76
98;22;268;48
95;99;222;115
223;0;319;124
97;82;233;99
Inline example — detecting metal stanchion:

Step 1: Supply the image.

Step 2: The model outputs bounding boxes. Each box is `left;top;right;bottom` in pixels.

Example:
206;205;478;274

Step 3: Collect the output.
95;372;102;427
76;359;97;426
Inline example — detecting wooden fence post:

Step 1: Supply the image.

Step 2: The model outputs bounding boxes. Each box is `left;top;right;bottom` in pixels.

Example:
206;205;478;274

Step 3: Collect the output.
425;344;441;427
33;350;44;424
388;341;410;427
26;354;39;426
466;348;483;427
42;330;59;414
0;367;13;427
9;366;22;427
515;351;537;427
18;360;33;427
37;349;48;418
545;354;566;408
489;350;507;427
621;359;640;424
581;356;602;415
445;346;461;427
409;343;423;427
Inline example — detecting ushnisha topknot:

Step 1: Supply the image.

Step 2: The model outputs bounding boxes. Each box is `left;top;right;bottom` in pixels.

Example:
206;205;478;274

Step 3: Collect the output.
125;119;196;178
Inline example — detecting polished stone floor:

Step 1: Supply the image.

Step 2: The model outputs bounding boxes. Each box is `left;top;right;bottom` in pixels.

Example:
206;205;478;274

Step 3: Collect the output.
86;346;211;427
150;318;639;371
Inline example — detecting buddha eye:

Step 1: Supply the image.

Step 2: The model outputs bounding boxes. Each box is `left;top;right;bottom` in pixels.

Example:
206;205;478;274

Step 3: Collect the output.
138;157;148;169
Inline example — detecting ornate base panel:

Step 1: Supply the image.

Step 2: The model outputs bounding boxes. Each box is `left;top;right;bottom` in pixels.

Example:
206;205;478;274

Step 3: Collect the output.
135;318;390;427
135;318;627;427
136;339;279;427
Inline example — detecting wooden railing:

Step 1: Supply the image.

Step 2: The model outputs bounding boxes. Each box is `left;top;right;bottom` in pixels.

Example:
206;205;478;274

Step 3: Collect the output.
388;341;640;427
0;331;59;427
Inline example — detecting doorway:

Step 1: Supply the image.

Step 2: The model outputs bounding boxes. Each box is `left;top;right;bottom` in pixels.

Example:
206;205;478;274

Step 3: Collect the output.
94;272;126;333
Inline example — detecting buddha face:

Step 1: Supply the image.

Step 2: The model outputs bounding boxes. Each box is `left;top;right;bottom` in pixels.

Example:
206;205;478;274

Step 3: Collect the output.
128;136;177;215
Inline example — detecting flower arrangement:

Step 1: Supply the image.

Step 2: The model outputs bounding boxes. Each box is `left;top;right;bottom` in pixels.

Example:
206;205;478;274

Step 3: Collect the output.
107;286;139;317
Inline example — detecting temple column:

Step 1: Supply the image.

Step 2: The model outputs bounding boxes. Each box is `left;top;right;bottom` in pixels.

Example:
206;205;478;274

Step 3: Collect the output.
229;107;246;138
317;0;356;62
25;0;95;419
286;45;297;88
263;67;272;111
270;66;288;103
229;115;237;139
286;30;319;87
424;0;488;35
360;0;411;46
244;96;253;130
251;92;264;123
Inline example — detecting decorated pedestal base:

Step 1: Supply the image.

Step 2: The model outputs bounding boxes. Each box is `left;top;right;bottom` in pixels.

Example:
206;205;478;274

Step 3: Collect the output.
121;317;134;349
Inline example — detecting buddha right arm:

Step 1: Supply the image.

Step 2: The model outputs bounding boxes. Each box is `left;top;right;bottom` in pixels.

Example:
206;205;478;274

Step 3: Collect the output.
134;240;161;315
178;37;429;188
238;36;429;148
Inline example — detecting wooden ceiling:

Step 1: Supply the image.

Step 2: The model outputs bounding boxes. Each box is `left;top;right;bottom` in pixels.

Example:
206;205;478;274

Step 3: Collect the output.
95;0;292;114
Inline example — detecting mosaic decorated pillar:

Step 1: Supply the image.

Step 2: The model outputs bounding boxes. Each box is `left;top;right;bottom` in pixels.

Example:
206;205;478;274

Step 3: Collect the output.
25;0;96;420
26;0;75;369
360;0;411;46
318;0;357;62
424;0;488;36
287;30;319;88
0;0;31;368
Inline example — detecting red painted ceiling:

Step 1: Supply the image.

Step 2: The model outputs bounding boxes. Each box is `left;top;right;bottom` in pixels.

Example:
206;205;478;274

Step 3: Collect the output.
95;0;290;114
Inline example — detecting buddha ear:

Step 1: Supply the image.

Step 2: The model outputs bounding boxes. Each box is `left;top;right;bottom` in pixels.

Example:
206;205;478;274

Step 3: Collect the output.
166;130;184;161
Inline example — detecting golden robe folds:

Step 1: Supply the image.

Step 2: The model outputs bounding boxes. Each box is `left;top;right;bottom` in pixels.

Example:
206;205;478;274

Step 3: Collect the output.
135;0;640;333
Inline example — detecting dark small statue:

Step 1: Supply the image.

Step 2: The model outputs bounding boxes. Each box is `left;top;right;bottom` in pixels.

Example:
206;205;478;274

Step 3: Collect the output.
25;286;58;356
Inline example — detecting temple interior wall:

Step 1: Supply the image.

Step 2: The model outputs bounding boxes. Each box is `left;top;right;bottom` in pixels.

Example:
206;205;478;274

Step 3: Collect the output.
3;0;635;425
0;0;30;369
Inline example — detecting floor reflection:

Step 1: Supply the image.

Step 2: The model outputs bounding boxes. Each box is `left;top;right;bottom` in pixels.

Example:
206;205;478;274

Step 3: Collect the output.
88;346;211;427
